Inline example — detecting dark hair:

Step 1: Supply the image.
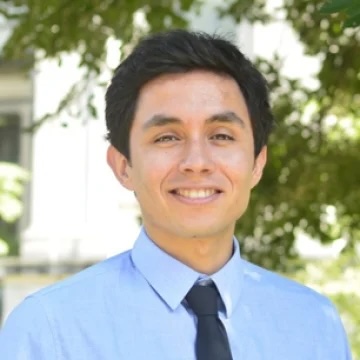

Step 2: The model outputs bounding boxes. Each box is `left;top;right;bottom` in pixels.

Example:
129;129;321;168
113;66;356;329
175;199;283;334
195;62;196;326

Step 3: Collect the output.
105;29;274;160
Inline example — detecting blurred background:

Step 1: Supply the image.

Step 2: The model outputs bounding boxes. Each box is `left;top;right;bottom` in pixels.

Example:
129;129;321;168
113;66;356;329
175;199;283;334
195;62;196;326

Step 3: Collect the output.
0;0;359;357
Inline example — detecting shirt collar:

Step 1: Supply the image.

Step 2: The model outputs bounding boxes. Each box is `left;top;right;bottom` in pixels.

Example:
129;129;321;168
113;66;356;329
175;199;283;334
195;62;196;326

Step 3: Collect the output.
131;227;244;317
211;239;244;318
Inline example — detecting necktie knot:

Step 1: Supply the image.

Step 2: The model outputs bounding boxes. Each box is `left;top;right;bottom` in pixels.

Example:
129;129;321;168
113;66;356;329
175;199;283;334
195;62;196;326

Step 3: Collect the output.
186;284;218;317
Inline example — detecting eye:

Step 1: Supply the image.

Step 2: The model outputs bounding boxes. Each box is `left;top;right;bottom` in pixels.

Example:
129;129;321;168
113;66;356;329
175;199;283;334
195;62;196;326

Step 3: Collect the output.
211;133;235;141
155;135;179;143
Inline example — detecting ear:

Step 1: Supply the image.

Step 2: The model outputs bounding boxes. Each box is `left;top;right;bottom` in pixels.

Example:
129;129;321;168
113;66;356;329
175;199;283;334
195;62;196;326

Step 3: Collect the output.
251;146;267;188
106;145;134;191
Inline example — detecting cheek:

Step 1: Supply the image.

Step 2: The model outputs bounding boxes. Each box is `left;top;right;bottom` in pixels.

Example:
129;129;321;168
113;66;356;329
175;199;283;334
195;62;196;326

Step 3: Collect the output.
221;149;254;178
131;151;173;190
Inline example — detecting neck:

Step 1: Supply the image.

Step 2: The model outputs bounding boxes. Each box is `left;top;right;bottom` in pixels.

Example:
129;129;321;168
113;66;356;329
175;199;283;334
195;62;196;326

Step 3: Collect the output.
145;228;234;275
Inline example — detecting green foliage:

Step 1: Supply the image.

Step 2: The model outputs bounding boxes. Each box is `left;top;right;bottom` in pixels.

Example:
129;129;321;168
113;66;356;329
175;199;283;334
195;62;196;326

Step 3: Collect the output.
227;0;360;271
0;163;27;222
321;0;360;27
0;0;359;270
0;163;28;255
0;0;198;73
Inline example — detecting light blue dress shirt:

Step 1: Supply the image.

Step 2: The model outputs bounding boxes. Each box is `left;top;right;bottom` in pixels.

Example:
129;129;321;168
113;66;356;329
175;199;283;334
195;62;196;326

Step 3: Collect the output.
0;227;352;359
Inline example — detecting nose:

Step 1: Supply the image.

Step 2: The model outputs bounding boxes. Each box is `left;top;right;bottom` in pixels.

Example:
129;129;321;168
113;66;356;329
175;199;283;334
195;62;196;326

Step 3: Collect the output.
178;139;216;174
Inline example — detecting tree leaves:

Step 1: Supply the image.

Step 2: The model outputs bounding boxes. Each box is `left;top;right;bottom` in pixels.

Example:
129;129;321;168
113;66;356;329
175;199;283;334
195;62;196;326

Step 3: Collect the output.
0;163;28;223
0;0;198;71
321;0;360;27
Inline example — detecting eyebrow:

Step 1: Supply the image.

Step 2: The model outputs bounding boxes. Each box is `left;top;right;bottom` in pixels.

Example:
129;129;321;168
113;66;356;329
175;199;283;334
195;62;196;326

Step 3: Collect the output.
207;111;246;128
142;111;246;130
142;115;182;130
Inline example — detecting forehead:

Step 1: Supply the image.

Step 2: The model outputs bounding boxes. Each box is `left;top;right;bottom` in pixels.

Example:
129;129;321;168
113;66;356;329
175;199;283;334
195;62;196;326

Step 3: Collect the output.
133;70;249;125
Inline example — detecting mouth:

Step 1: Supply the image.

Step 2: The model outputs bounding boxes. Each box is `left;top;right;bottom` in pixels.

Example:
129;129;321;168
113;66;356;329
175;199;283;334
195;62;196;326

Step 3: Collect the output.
170;188;222;199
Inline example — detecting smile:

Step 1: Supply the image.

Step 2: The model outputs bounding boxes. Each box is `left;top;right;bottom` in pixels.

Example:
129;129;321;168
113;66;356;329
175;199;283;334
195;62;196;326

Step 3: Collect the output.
172;189;220;199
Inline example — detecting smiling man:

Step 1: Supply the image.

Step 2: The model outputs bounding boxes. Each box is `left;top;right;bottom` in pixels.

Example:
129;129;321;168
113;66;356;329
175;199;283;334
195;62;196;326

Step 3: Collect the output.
0;30;352;359
107;70;266;276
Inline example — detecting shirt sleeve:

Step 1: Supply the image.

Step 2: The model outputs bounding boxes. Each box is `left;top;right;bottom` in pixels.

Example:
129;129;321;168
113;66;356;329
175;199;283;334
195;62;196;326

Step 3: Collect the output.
0;296;57;360
325;298;353;360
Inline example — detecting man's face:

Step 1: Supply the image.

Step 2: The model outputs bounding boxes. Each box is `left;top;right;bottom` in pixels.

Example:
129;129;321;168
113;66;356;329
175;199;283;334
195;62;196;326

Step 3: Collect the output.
108;70;266;244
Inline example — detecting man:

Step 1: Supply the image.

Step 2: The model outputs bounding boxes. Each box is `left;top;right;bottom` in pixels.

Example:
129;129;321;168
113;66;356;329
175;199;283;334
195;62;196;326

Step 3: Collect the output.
0;30;352;359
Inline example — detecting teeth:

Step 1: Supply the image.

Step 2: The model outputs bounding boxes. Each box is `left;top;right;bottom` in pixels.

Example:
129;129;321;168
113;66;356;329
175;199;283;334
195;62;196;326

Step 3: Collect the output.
176;189;217;198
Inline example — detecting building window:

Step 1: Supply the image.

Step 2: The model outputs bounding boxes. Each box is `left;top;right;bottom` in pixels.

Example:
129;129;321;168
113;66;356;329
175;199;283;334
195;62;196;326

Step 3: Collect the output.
0;113;21;255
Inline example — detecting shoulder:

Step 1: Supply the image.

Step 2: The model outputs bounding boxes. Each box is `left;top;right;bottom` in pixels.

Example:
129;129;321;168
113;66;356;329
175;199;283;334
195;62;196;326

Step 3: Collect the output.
0;250;139;358
0;290;57;359
240;259;342;322
32;249;134;299
236;260;351;358
242;260;351;357
242;259;327;301
3;249;137;329
241;259;346;330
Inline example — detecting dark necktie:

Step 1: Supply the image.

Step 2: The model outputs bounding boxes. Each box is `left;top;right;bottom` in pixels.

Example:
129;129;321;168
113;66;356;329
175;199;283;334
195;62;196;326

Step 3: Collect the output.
186;284;233;360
